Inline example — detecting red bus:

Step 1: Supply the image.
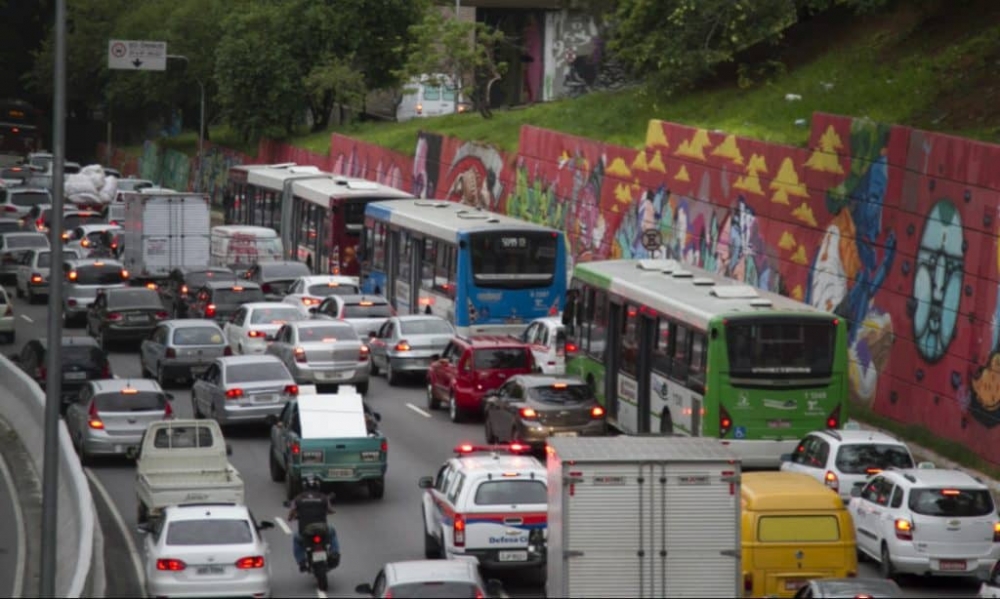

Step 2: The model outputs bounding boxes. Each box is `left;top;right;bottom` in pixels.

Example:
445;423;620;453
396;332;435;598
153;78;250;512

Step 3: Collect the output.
0;99;43;166
225;163;413;276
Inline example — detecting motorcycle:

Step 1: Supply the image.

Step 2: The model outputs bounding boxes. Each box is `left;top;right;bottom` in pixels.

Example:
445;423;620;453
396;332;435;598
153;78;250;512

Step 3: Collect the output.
284;500;341;592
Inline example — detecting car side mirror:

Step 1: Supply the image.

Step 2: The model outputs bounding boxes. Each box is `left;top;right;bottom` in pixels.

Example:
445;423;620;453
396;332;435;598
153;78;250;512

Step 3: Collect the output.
226;443;233;456
486;579;504;596
136;523;152;535
850;485;862;498
418;476;433;489
374;412;381;422
430;354;440;362
257;520;275;531
779;453;791;463
308;307;318;314
355;583;374;595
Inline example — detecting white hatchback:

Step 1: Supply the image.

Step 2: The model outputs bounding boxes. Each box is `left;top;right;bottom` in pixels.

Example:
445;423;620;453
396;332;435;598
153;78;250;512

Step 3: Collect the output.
848;468;1000;580
282;274;360;315
141;503;274;599
223;302;307;355
518;316;571;375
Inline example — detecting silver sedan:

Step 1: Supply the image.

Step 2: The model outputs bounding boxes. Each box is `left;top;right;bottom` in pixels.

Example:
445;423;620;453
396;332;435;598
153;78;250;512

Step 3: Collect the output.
191;355;298;426
266;320;370;395
367;315;455;386
139;320;230;388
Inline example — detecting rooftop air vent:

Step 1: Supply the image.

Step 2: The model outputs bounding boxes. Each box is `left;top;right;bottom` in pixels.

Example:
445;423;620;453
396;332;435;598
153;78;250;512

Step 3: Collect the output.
672;270;693;279
268;162;297;169
345;180;379;190
487;218;500;223
692;277;715;286
710;285;759;299
456;210;489;220
334;175;349;185
636;259;681;273
288;166;321;175
414;200;445;207
749;299;773;308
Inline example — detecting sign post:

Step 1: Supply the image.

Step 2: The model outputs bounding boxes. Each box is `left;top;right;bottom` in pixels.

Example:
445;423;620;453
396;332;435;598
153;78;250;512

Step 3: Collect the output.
108;39;167;71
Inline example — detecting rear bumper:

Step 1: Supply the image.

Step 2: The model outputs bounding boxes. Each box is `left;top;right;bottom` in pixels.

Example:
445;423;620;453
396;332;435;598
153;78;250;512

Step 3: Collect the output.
146;572;270;598
890;551;997;577
447;547;545;570
218;401;285;425
290;363;369;386
516;421;608;447
296;463;386;483
82;432;143;456
64;298;95;315
386;355;434;374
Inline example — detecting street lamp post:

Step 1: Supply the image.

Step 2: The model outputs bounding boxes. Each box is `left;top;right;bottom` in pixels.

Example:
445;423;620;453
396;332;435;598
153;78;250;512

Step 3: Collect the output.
166;54;205;192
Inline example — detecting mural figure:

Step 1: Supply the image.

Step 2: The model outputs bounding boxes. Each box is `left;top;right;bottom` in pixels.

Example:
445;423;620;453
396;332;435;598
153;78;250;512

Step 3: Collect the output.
413;133;443;199
911;199;965;362
565;152;606;262
442;142;506;211
971;351;1000;428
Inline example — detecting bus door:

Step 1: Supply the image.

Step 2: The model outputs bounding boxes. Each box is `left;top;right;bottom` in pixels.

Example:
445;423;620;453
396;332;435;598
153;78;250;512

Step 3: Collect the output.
383;229;398;303
393;230;418;315
636;311;656;433
604;300;626;431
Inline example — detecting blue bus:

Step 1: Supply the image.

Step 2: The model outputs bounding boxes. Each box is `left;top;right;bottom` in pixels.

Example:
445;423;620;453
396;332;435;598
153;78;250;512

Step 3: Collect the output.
361;199;567;336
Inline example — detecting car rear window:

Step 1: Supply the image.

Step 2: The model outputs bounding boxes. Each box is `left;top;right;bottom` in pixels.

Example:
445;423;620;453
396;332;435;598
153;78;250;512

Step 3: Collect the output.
166;519;253;546
63;214;102;229
909;488;995;517
172;327;224;346
474;348;529;370
473;480;547;505
108;289;161;309
400;319;454;336
10;191;49;207
249;307;302;325
63;345;103;366
36;251;52;268
307;283;359;297
387;582;482;598
757;515;840;542
187;271;236;288
261;262;311;278
153;425;213;448
834;444;914;474
343;302;392;319
214;288;264;304
70;264;125;285
528;384;592;403
95;391;166;412
297;324;357;342
225;361;291;383
6;235;48;249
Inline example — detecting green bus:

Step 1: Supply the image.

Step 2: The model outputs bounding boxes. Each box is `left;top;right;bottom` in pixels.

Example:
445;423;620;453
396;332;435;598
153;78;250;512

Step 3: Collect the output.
565;259;848;469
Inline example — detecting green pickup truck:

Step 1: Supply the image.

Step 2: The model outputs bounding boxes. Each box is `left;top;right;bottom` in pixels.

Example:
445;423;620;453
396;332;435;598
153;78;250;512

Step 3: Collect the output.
268;385;388;500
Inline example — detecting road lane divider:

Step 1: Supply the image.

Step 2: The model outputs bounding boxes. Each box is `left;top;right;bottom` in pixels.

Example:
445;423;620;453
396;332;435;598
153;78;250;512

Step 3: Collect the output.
0;450;26;598
405;403;432;418
85;468;145;595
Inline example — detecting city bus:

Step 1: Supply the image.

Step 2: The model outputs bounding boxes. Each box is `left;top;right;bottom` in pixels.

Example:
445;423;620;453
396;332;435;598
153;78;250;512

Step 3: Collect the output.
0;99;43;167
225;163;413;275
567;258;848;468
361;199;567;336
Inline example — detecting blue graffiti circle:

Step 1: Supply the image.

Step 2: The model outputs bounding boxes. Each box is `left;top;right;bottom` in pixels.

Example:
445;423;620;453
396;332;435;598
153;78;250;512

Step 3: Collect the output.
911;199;965;362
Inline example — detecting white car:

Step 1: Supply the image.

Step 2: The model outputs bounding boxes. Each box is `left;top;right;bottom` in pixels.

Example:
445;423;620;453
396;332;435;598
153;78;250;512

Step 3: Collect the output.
518;316;571;375
282;275;360;314
64;223;121;255
355;559;505;598
848;468;1000;580
0;285;13;344
14;247;82;303
223;302;306;355
981;560;1000;598
140;503;274;598
780;429;915;502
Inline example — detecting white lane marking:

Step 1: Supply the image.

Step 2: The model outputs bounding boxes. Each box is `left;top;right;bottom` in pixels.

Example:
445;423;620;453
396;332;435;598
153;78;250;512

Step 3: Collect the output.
0;451;25;598
316;589;328;598
274;516;291;535
406;403;432;418
19;315;32;323
84;468;145;592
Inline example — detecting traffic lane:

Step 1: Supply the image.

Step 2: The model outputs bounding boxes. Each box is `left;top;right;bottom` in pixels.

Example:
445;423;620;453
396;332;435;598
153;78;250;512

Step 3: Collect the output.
857;561;980;597
0;434;26;597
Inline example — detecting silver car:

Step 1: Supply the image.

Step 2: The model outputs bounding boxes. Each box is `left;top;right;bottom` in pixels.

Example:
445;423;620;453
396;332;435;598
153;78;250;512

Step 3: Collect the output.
311;294;394;340
0;231;49;280
0;186;51;219
368;315;455;386
266;320;370;394
62;257;129;326
191;355;298;426
64;378;173;463
140;320;230;387
14;247;82;303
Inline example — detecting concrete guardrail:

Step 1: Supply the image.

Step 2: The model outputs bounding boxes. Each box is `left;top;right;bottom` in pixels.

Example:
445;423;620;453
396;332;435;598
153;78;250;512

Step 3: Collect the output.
0;355;103;597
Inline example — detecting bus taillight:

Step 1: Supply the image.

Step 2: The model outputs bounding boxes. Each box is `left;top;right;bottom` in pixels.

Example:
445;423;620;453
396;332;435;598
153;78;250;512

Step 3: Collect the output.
719;406;733;437
826;405;841;429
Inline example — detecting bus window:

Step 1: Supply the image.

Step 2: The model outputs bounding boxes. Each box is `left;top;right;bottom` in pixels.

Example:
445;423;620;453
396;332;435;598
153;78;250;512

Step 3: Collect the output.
688;333;707;391
588;289;607;361
671;325;690;381
434;242;456;296
652;318;672;376
620;303;639;377
396;232;412;281
372;221;387;271
420;239;436;291
725;320;837;378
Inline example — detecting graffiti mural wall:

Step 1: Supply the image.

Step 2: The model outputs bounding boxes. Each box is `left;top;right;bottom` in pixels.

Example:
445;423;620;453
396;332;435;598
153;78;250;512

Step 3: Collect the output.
542;11;628;101
330;134;415;194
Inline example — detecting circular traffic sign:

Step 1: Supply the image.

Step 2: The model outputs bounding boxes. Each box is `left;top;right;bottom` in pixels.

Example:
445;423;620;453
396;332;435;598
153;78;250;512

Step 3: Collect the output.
111;42;127;58
641;228;662;251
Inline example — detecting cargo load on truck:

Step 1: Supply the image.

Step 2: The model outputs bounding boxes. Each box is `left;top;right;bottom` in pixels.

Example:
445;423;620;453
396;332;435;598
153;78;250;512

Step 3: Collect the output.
120;190;210;281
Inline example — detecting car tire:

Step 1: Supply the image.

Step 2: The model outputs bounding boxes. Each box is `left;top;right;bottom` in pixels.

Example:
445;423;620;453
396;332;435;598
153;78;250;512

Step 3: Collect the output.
423;517;442;559
285;468;301;500
269;447;285;482
449;391;464;423
426;381;439;410
386;361;399;386
26;287;36;304
368;477;385;500
156;364;167;389
369;359;380;376
879;542;896;580
15;283;22;299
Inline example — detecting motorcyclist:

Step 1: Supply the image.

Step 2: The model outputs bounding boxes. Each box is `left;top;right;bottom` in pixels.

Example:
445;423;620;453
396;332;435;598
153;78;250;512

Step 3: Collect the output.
287;475;340;572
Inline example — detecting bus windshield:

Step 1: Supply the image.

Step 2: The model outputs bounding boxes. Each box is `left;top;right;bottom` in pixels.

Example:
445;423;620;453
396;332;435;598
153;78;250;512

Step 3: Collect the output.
725;319;837;378
469;231;557;288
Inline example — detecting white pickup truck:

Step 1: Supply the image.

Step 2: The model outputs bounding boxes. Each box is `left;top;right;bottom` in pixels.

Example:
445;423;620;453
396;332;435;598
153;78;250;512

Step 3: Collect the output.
130;419;245;523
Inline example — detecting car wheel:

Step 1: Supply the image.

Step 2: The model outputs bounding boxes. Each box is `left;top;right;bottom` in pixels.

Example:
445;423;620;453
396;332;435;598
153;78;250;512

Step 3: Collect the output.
367;477;385;500
14;283;22;299
269;446;285;482
426;381;439;410
879;542;896;580
423;515;442;559
191;397;203;419
449;391;463;423
485;418;496;443
369;358;380;376
26;287;36;304
356;382;369;395
285;468;301;501
156;364;167;389
386;361;399;386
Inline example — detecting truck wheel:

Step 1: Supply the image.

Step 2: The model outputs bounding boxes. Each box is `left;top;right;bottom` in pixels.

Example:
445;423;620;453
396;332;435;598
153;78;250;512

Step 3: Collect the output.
137;502;149;525
285;469;301;501
424;527;441;559
269;447;285;482
426;382;439;410
368;477;385;500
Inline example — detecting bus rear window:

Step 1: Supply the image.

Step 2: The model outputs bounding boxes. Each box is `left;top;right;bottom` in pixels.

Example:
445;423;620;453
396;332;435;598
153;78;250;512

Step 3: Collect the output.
909;488;994;517
726;320;836;378
757;516;840;542
469;231;557;289
474;480;547;505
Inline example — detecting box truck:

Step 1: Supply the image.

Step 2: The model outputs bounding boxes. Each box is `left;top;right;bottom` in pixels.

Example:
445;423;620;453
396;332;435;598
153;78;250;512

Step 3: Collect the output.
121;191;210;283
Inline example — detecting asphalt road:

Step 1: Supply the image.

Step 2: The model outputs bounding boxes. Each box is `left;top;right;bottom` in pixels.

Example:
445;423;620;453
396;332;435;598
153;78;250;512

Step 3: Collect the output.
0;443;25;597
3;286;984;598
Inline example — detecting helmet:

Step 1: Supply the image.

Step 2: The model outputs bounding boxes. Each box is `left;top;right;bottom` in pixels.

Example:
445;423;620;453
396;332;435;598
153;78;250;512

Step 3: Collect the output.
302;475;321;491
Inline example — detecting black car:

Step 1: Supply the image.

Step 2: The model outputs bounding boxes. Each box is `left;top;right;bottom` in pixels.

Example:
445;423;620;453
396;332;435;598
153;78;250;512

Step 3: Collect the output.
10;336;111;409
187;280;265;324
243;260;311;300
85;287;168;348
159;266;237;318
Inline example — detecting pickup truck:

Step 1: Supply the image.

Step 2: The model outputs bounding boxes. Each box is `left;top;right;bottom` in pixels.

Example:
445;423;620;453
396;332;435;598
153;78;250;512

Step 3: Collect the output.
130;419;245;524
268;385;388;501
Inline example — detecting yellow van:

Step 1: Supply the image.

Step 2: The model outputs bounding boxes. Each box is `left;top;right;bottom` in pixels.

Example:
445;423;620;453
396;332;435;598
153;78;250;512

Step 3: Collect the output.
741;471;858;598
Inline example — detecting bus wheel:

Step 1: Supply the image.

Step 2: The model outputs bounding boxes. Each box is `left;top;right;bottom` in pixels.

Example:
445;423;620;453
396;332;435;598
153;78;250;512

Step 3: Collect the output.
659;409;674;435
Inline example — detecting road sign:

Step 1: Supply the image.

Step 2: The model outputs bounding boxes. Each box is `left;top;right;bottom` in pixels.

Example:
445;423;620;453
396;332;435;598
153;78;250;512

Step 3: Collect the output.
108;39;167;71
641;228;662;251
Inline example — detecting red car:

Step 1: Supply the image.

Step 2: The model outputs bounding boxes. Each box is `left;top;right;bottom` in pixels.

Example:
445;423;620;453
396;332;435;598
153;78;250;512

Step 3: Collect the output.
426;335;536;423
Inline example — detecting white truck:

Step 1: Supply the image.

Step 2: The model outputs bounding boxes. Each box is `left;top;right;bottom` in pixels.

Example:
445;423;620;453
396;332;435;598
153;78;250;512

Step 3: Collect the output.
546;436;742;598
120;190;210;283
130;419;245;524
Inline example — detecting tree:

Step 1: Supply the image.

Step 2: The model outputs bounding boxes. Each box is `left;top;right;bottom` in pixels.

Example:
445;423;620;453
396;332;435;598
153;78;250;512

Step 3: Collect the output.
397;8;508;118
302;54;367;130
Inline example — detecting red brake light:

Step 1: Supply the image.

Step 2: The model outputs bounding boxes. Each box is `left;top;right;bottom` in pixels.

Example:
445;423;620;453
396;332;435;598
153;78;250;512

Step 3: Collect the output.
744;572;752;592
106;312;123;321
223;346;233;356
519;407;538;419
591;405;605;418
87;402;104;430
381;440;388;452
291;442;300;455
30;273;42;284
156;558;186;571
453;513;465;547
235;556;264;569
225;388;244;399
565;341;578;354
394;340;411;352
164;399;173;419
993;522;1000;542
312;535;322;545
293;347;307;363
284;384;299;396
180;285;188;294
719;405;732;437
165;348;177;358
261;283;272;293
508;442;527;452
359;345;369;361
154;311;168;320
826;404;841;429
205;304;216;318
456;443;475;454
247;330;266;338
941;489;961;496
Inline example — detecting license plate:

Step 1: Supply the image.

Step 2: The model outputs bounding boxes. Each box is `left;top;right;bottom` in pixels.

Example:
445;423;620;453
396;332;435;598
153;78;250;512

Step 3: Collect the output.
65;372;87;380
939;559;967;571
321;371;349;381
784;579;806;591
196;565;225;575
328;468;353;477
311;550;327;563
498;550;528;562
767;419;791;429
191;366;208;374
361;451;380;461
253;394;276;403
126;314;147;322
552;431;578;437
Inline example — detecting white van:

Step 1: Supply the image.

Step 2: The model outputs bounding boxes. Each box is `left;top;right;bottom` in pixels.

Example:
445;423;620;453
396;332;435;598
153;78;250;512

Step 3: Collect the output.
396;74;463;122
210;225;284;270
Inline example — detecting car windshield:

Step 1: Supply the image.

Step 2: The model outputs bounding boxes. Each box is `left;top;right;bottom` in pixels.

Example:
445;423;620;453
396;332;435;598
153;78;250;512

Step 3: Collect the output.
63;214;102;229
166;519;253;546
107;289;161;309
214;287;264;305
909;488;995;517
95;391;166;412
261;263;310;279
6;235;47;249
474;348;529;370
36;251;51;268
386;582;482;598
400;319;453;336
172;327;224;346
70;264;124;285
343;302;392;319
474;480;547;505
307;283;359;297
297;324;356;342
62;345;102;366
187;270;236;288
10;191;49;207
225;361;291;383
527;384;592;403
834;444;914;474
249;307;302;325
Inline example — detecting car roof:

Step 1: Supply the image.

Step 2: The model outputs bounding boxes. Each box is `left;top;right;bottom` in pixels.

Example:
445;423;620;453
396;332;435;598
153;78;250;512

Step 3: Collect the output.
258;260;305;268
164;503;250;522
240;302;300;311
203;280;258;290
73;223;119;232
90;378;162;393
886;468;987;488
385;559;479;584
32;336;101;350
64;210;102;217
104;286;157;296
162;319;222;330
64;258;123;267
288;320;353;330
393;314;448;323
298;275;359;285
813;429;906;445
463;335;529;348
510;374;586;387
530;316;564;328
810;577;901;595
3;231;46;238
335;294;389;304
217;354;284;367
176;266;234;275
452;453;546;472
